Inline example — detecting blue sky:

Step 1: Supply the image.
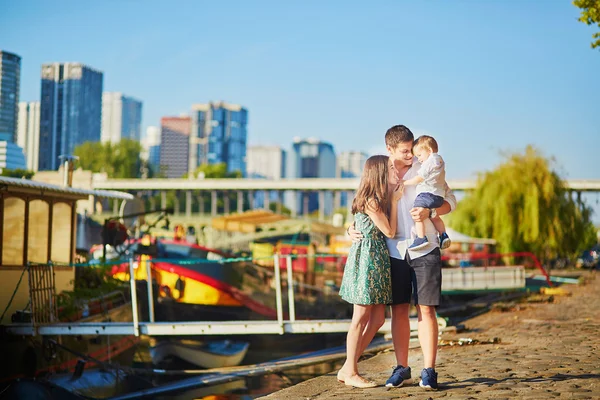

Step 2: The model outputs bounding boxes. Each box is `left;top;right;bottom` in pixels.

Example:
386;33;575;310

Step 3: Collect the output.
1;1;599;186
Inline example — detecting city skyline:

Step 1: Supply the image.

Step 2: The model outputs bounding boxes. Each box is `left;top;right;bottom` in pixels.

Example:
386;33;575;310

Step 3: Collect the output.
2;1;599;182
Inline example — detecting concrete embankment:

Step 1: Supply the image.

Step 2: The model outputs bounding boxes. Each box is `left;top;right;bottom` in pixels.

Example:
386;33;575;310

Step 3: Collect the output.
261;271;600;399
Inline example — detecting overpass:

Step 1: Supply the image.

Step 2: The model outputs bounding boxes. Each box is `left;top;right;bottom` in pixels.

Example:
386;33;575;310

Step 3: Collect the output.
90;177;600;220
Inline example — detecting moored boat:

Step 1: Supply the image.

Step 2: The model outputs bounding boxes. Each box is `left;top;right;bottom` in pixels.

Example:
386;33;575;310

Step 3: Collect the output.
149;339;250;368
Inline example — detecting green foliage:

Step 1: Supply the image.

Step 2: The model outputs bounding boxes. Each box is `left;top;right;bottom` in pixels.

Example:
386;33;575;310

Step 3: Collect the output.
270;202;291;215
448;146;597;263
186;163;242;179
573;0;600;49
74;139;143;178
0;168;34;179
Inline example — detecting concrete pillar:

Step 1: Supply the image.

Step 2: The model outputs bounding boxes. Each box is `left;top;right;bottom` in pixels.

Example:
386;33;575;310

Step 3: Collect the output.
224;191;230;214
185;190;192;218
291;191;298;218
161;191;167;210
237;191;244;213
303;192;310;216
248;191;255;210
174;192;180;215
211;191;218;216
276;191;282;214
334;191;341;211
318;191;325;221
113;199;119;215
149;196;156;211
198;193;205;215
577;191;582;205
264;190;271;210
346;191;354;217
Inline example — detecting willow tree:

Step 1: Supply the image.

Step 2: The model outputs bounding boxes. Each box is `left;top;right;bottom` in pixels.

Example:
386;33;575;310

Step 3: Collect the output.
573;0;600;50
448;146;596;263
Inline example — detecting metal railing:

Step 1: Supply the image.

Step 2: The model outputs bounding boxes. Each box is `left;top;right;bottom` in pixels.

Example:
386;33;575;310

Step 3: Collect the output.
0;252;535;337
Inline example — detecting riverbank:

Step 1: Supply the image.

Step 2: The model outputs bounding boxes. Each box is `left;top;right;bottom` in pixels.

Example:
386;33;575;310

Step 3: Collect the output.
261;270;599;399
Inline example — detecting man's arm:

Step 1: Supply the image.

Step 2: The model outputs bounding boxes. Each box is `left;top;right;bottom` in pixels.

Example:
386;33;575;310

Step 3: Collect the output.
410;182;456;222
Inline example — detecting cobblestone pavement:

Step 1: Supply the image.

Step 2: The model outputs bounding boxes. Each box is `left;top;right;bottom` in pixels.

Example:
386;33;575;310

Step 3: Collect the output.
261;271;600;399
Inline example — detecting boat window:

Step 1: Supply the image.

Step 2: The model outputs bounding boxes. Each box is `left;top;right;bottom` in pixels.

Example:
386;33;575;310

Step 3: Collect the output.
51;202;72;264
28;200;49;263
2;197;26;265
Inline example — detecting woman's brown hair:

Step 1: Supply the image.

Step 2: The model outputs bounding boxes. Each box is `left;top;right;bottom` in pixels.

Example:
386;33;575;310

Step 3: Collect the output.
351;155;391;216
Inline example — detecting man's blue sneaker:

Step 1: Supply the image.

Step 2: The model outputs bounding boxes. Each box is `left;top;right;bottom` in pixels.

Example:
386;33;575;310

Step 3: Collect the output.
408;236;428;250
439;232;451;250
419;367;438;390
385;365;413;387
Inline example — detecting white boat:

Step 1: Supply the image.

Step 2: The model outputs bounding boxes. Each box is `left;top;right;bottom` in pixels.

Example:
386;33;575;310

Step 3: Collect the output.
149;339;250;368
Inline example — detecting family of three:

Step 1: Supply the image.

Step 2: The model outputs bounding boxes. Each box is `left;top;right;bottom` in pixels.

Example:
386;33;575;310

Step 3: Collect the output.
337;124;456;390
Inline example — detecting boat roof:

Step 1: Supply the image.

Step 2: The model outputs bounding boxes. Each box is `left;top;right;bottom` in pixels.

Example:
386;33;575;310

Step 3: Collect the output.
446;227;496;245
0;176;134;200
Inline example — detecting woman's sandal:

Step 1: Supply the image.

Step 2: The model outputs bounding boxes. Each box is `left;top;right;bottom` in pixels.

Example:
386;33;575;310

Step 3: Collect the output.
336;370;347;383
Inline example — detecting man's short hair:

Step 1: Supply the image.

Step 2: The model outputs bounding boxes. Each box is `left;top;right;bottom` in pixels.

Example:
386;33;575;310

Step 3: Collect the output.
413;135;439;153
385;125;414;148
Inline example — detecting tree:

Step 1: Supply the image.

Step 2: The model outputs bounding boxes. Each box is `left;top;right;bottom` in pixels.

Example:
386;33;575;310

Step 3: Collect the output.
447;146;597;263
573;0;600;49
186;163;242;179
74;139;143;178
0;168;34;179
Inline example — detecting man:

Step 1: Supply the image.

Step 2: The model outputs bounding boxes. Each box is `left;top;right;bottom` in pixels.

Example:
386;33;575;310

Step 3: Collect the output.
348;124;456;390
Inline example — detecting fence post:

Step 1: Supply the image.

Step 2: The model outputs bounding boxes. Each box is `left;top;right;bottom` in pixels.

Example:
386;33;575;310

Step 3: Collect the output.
273;254;284;334
146;259;155;323
129;257;140;337
286;255;296;322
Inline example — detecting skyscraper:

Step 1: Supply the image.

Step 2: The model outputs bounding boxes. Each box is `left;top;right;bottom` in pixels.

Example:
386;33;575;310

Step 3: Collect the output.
337;151;367;178
246;145;286;179
160;116;190;178
141;126;161;173
0;50;21;143
39;63;103;170
0;141;26;171
17;102;40;171
101;92;142;143
190;101;248;176
286;138;336;214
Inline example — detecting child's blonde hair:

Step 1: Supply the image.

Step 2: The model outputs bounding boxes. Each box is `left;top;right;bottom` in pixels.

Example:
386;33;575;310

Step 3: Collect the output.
413;135;438;153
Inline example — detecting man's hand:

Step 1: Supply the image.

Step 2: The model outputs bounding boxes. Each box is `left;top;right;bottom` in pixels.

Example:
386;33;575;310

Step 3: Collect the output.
347;222;363;243
410;207;430;222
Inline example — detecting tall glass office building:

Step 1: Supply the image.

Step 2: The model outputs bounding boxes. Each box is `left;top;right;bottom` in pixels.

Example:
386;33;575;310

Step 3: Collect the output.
190;101;248;176
286;138;336;214
0;50;21;143
160;116;190;179
101;92;142;143
39;63;103;170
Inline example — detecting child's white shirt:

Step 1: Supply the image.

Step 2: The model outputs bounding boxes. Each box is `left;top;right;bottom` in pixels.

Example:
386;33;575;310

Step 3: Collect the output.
417;153;446;198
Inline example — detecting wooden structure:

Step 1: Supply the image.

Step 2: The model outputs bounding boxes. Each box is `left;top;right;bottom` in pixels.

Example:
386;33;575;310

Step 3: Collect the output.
211;210;288;233
0;176;132;324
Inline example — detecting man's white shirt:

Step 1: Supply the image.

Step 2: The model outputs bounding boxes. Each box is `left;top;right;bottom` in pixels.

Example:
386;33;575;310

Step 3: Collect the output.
386;159;457;261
